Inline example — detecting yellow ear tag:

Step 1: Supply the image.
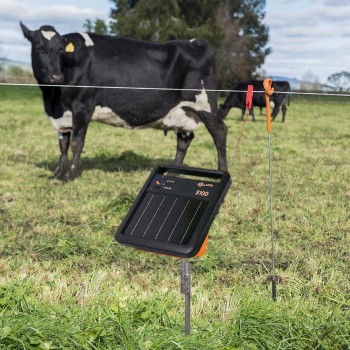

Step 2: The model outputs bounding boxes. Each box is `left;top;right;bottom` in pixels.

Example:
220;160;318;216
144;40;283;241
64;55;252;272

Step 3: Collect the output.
65;42;74;53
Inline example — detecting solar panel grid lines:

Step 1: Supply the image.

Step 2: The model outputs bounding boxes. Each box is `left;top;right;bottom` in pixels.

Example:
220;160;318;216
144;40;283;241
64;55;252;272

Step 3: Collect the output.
124;193;207;245
155;198;178;240
129;194;154;236
180;201;203;245
167;199;190;243
143;195;165;238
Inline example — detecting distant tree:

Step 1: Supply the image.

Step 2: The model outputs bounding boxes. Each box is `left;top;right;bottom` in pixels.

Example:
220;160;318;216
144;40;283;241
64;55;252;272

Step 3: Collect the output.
300;70;321;91
215;0;271;88
109;0;223;44
83;18;109;35
327;71;350;92
0;44;4;72
8;66;32;77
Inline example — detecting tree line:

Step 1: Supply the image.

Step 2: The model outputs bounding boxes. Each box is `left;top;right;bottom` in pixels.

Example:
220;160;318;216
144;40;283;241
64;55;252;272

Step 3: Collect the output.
327;71;350;92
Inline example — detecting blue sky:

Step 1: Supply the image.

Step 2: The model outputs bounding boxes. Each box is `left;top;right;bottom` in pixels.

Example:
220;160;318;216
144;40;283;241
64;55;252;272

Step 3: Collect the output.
0;0;349;84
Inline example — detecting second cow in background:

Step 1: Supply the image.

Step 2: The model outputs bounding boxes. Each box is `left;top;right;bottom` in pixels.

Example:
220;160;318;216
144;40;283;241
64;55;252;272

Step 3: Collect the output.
219;80;290;122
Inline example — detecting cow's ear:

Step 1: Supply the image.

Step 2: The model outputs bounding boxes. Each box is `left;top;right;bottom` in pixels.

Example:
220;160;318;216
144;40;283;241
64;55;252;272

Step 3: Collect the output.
20;21;33;41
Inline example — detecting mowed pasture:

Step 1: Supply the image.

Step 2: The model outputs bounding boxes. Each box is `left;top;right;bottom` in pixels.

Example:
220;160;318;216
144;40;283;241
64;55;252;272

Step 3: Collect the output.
0;86;349;349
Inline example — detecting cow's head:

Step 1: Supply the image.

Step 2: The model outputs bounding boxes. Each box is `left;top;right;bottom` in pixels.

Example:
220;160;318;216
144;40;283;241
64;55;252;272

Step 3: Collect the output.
20;22;65;84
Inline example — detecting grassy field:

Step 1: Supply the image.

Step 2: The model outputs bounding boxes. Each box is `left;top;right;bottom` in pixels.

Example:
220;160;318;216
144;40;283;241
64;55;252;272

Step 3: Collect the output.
0;86;349;349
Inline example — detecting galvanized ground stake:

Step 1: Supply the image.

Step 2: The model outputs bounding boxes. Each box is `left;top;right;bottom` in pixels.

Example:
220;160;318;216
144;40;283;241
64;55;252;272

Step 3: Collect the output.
263;78;277;301
181;259;191;335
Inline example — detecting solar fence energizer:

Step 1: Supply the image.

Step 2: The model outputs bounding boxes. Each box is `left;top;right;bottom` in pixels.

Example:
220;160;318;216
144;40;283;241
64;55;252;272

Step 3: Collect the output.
115;164;231;335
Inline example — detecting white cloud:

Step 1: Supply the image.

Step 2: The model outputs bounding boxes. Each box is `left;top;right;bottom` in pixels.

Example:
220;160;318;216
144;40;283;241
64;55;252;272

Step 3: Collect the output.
0;0;110;62
0;0;108;33
323;0;349;7
263;0;350;82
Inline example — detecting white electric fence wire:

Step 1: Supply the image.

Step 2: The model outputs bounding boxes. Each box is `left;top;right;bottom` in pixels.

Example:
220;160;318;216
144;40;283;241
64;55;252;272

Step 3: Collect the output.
1;81;350;97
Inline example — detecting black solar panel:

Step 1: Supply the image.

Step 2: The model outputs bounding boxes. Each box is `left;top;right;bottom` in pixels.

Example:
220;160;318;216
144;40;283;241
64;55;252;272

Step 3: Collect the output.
115;164;231;258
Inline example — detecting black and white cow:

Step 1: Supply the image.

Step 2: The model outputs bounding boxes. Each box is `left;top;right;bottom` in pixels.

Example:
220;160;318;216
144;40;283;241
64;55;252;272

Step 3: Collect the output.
20;22;228;180
219;80;290;122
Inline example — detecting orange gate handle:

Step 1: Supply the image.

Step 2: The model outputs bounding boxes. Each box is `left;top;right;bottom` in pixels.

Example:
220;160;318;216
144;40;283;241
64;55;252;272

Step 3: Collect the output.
263;78;274;133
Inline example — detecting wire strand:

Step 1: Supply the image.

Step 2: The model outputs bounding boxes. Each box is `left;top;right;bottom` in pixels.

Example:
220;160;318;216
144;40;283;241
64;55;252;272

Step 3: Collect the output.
1;81;350;97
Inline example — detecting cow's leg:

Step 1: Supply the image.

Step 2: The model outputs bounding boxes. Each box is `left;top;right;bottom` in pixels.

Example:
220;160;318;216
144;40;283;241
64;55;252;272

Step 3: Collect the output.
271;105;280;121
281;105;287;122
200;112;228;171
174;132;194;165
54;132;71;180
250;106;256;122
68;103;93;180
241;108;245;120
68;125;88;180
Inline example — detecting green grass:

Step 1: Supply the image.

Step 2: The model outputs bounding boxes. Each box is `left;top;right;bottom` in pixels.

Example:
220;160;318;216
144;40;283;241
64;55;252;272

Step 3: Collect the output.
0;86;349;349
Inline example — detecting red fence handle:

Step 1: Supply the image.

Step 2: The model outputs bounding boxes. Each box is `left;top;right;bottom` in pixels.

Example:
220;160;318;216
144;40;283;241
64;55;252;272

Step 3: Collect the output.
246;84;254;110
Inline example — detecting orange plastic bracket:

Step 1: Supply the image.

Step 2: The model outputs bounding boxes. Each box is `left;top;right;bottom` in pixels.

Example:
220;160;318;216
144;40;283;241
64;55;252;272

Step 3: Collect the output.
195;235;209;257
263;78;274;133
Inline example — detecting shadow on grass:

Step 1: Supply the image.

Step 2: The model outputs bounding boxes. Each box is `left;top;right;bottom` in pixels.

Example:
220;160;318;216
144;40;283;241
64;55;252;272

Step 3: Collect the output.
36;150;173;174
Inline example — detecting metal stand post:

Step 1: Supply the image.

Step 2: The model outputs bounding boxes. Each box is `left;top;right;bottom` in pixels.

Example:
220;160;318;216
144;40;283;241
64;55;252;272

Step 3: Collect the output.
268;133;277;301
264;78;277;302
181;259;191;336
